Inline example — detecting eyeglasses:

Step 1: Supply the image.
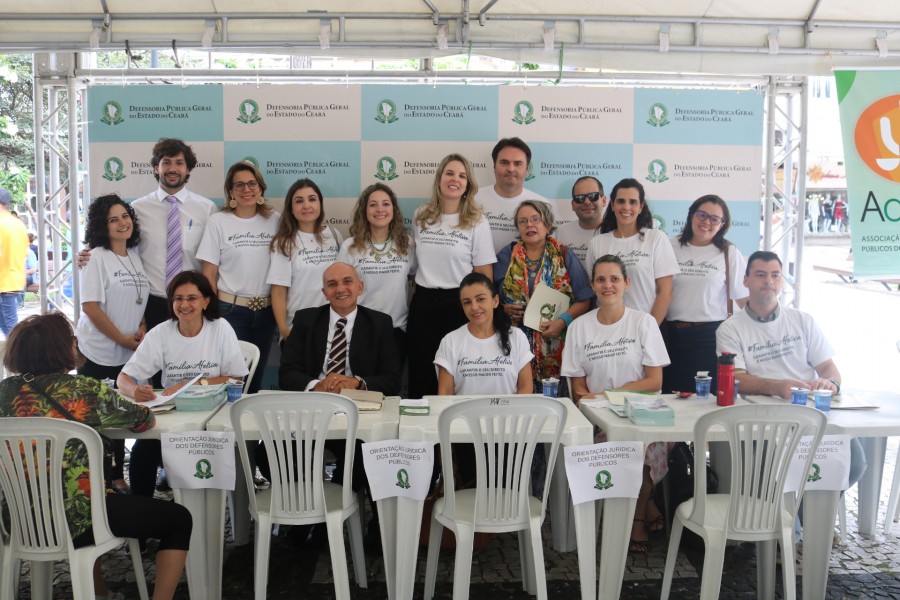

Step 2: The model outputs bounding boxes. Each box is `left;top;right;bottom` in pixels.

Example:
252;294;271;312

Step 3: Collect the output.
694;210;724;226
516;215;543;227
232;181;260;192
572;192;601;204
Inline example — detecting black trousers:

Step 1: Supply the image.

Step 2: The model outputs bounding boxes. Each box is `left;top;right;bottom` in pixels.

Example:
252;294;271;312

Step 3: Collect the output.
406;286;466;399
72;493;192;551
662;320;724;394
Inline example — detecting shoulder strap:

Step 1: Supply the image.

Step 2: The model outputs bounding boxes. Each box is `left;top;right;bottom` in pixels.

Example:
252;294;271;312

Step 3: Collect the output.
26;375;116;455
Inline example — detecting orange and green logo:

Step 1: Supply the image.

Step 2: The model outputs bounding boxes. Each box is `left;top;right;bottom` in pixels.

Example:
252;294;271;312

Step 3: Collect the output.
854;94;900;182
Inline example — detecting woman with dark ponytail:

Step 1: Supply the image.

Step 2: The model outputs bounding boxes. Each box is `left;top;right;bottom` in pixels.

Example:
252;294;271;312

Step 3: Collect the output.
434;272;533;395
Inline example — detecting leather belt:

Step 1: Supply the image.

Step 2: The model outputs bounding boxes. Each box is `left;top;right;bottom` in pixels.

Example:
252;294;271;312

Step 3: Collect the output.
217;291;271;311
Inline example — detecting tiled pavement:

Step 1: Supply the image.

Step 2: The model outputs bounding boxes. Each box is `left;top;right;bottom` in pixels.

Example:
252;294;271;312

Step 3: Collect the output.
12;437;900;598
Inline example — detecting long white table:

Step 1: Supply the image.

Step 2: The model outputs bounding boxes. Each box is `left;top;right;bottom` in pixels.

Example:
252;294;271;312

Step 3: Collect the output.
205;394;401;600
105;403;227;600
389;395;597;600
580;389;900;600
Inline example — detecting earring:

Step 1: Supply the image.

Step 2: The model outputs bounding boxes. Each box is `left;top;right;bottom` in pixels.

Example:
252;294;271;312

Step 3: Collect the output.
257;196;265;205
229;198;237;209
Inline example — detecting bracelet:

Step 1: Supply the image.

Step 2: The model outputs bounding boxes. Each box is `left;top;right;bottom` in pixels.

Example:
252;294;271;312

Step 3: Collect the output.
828;378;841;394
559;313;573;327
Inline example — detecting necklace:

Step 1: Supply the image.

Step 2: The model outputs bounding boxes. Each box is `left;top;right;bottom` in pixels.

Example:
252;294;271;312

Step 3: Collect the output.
524;252;543;269
113;250;144;305
367;235;395;262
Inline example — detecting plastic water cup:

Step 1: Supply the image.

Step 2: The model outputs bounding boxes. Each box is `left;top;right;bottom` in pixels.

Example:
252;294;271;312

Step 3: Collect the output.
541;377;559;398
227;380;243;403
814;389;833;411
694;376;712;399
791;387;809;406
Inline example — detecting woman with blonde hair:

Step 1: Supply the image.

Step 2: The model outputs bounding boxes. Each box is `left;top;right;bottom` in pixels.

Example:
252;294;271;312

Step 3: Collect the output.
407;153;496;398
338;182;415;358
197;160;278;394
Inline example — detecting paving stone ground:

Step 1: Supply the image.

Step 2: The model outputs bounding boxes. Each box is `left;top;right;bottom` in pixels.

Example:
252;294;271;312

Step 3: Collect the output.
9;243;900;598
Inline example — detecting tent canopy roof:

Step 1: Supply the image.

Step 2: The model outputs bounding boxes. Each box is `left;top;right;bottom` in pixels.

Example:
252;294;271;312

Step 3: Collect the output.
3;1;900;76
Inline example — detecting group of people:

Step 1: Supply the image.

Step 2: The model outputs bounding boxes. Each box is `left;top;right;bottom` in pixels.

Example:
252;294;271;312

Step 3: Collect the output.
0;132;861;596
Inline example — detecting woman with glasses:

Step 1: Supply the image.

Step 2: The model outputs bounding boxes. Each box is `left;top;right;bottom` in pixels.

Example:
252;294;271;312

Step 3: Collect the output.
664;195;748;393
197;161;278;394
267;178;343;342
494;200;592;395
586;178;679;325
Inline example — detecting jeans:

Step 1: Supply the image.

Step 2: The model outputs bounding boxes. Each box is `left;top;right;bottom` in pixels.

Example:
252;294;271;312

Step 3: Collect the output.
220;302;276;394
0;292;19;336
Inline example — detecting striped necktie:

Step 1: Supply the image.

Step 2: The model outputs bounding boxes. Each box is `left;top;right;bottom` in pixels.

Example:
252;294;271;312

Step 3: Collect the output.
165;195;183;285
326;318;348;376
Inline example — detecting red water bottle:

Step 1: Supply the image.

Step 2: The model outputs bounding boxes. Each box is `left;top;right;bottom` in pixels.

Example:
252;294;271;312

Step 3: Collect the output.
716;353;735;407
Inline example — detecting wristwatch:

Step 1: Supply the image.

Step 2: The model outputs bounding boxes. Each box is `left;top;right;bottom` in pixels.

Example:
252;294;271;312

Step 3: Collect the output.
828;378;841;394
354;376;366;390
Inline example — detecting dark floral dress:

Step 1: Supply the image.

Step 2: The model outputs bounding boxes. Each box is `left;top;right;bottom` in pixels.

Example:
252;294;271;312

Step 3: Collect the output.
0;373;154;540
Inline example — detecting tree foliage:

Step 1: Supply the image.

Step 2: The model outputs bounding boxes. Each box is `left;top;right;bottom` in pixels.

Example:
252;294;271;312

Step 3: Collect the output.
0;54;34;205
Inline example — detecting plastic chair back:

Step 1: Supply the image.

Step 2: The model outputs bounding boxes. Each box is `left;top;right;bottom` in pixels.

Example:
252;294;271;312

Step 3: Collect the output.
690;404;826;538
0;417;118;561
231;392;358;521
238;340;261;394
437;395;566;529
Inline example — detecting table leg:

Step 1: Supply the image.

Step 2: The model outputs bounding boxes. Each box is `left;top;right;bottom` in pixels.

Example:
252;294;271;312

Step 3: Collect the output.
857;437;886;536
206;489;226;600
550;449;576;552
597;497;636;600
572;498;597;600
756;539;776;599
30;560;51;600
176;488;226;600
394;496;425;600
802;490;840;600
230;445;251;546
378;496;397;599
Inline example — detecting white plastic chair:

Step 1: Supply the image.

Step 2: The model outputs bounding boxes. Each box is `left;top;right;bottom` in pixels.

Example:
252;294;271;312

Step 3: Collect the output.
423;396;567;600
883;340;900;534
660;404;826;600
238;340;261;394
231;392;366;600
0;417;149;600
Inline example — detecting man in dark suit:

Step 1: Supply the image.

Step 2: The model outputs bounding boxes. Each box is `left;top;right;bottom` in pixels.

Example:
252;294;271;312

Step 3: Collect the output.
279;261;401;395
277;261;400;552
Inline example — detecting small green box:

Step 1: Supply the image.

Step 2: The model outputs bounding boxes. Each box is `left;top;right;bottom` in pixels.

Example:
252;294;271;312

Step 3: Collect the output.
175;384;227;412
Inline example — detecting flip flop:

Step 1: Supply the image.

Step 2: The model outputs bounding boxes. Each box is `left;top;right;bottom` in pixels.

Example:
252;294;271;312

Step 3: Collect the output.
646;514;666;533
629;517;650;553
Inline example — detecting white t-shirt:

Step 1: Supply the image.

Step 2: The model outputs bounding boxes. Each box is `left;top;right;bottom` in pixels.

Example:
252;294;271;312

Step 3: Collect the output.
75;247;150;367
196;211;279;297
434;324;534;395
122;318;248;388
585;228;680;314
412;210;496;289
715;306;834;382
667;240;749;322
555;220;602;272
131;188;215;297
561;308;670;392
266;228;343;324
337;238;416;330
475;186;548;253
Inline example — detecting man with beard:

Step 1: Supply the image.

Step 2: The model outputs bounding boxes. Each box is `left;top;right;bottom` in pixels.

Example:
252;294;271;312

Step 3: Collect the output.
131;138;216;329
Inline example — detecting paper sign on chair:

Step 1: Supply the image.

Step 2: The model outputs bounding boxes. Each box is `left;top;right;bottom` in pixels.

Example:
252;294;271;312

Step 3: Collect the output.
785;434;852;493
362;440;434;501
564;442;644;504
161;431;236;490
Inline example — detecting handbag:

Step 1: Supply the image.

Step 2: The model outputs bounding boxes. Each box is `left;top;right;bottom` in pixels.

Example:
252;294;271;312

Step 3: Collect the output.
655;441;718;550
724;244;734;317
24;375;118;471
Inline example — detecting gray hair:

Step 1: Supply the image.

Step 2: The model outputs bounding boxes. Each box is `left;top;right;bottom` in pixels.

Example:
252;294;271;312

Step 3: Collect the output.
514;199;556;237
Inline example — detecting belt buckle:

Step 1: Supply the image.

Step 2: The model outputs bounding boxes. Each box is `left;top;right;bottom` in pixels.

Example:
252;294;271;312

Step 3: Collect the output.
246;296;266;311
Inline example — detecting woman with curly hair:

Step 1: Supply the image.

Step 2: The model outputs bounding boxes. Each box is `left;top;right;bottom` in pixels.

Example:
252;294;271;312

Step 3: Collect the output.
75;193;150;493
267;178;343;340
337;182;415;358
406;154;496;398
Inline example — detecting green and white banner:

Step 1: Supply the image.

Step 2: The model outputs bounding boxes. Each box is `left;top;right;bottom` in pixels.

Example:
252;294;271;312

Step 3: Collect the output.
836;70;900;278
87;84;763;254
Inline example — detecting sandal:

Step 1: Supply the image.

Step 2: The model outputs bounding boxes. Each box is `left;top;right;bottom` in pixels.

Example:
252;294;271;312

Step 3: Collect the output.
629;518;650;553
646;514;665;533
